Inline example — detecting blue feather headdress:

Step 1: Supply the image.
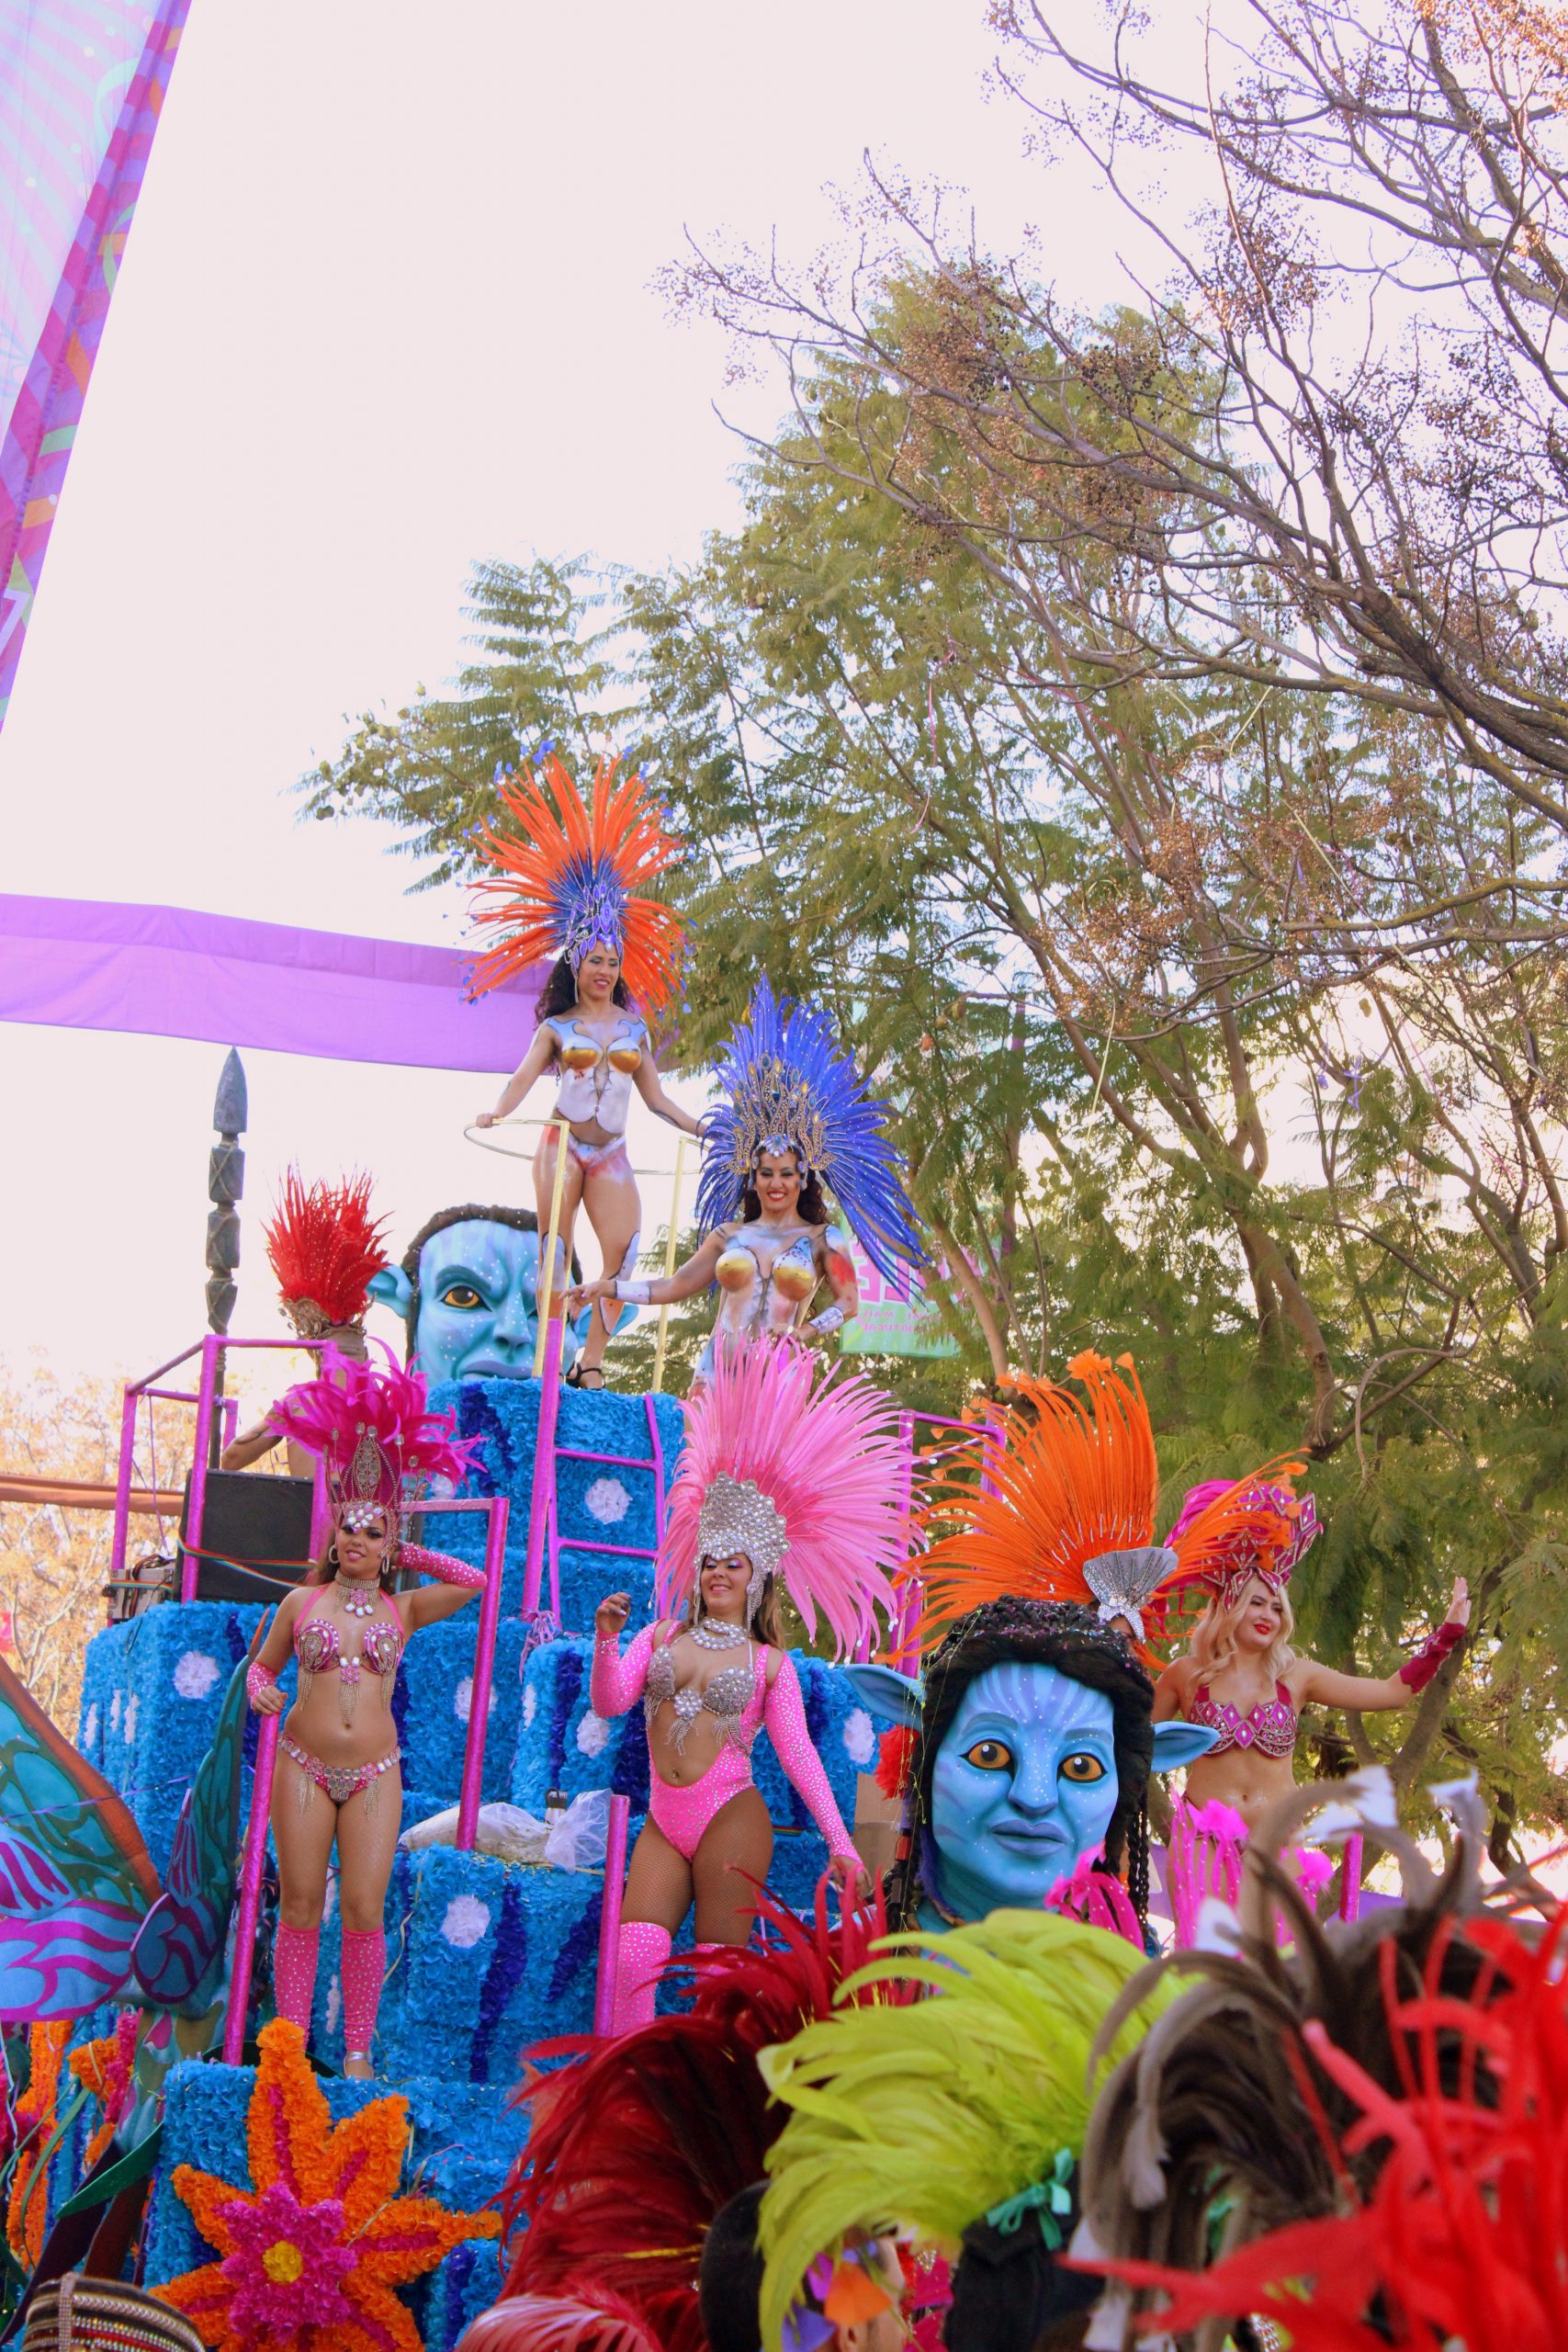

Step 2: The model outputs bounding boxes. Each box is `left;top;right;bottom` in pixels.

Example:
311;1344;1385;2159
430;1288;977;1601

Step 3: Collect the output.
695;978;925;1282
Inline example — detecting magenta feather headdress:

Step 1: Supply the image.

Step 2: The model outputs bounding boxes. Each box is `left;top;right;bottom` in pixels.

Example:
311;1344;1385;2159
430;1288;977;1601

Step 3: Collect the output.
658;1340;908;1658
1165;1473;1318;1610
265;1352;481;1518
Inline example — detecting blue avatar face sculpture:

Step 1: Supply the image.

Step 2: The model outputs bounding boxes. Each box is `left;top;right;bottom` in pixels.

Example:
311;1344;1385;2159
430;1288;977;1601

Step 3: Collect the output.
849;1606;1217;1928
368;1208;591;1383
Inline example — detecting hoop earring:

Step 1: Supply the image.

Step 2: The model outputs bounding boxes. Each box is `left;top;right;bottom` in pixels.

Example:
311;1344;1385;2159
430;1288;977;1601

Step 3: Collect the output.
326;1543;341;1573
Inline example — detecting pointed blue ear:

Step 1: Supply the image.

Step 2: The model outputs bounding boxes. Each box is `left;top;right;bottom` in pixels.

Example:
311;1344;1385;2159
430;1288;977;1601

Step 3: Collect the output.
1152;1722;1222;1773
844;1663;924;1729
367;1267;412;1317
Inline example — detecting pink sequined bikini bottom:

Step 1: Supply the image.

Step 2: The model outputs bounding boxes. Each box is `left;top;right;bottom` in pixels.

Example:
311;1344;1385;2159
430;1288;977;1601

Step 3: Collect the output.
648;1747;753;1860
281;1736;400;1815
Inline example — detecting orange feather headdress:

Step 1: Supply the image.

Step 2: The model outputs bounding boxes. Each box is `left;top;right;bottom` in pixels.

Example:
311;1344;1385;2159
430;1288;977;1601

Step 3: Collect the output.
915;1351;1303;1656
467;751;687;1017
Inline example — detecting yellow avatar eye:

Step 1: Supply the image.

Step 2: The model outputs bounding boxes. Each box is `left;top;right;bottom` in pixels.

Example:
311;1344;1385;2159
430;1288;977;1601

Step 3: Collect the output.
1061;1753;1106;1783
963;1738;1013;1772
438;1283;484;1310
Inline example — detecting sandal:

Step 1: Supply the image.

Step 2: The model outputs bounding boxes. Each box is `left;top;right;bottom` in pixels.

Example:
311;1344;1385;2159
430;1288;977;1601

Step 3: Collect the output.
566;1363;605;1390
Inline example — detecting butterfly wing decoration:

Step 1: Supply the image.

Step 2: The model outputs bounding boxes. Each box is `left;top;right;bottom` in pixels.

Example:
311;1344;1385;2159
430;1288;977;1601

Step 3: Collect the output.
130;1623;259;2016
0;1655;162;2022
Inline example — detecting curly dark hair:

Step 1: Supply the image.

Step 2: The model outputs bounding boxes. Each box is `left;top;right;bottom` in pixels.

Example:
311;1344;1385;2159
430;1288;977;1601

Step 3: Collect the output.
534;953;631;1023
895;1597;1157;1931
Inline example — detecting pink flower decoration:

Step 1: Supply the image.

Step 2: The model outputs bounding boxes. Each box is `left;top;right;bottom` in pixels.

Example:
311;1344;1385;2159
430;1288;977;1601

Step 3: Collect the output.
218;2180;358;2343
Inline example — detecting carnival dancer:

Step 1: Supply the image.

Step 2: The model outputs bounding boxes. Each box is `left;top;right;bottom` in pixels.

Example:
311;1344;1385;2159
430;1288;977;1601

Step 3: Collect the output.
221;1169;390;1470
1153;1474;1469;1829
570;978;923;1387
468;751;701;1388
589;1338;906;2033
243;1354;486;2076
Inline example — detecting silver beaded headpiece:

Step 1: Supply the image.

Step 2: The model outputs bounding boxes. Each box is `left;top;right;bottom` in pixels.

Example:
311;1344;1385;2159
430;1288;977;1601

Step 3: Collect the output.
696;1473;788;1611
1082;1544;1179;1643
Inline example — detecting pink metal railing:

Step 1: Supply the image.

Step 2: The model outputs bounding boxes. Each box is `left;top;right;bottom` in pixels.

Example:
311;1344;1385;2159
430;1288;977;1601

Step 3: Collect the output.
522;1316;670;1624
219;1492;509;2063
592;1793;632;2036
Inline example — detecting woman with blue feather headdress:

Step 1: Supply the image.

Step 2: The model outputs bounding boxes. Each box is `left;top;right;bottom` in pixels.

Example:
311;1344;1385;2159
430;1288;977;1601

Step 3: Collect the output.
568;978;925;1386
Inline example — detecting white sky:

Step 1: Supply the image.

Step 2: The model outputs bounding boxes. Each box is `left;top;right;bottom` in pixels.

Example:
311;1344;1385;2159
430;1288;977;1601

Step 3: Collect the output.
0;0;1122;1387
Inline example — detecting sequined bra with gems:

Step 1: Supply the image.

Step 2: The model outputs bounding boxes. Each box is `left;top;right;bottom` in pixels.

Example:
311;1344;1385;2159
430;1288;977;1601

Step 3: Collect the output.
294;1594;404;1726
645;1636;763;1752
1187;1679;1299;1759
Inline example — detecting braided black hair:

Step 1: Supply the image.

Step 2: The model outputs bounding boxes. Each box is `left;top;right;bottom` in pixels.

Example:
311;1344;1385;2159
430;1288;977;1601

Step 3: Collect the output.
894;1597;1157;1931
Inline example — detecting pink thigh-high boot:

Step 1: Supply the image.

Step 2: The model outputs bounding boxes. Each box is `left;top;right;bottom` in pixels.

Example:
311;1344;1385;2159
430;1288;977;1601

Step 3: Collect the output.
273;1923;320;2036
340;1928;387;2064
609;1920;672;2037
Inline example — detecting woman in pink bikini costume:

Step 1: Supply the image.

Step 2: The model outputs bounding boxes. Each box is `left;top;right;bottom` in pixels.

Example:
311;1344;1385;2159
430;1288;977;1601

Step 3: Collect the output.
590;1337;908;2035
244;1354;486;2076
1152;1476;1469;1828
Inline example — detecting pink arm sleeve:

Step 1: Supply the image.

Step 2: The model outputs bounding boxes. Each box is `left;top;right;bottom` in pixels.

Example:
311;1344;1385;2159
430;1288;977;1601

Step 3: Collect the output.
763;1653;858;1860
590;1623;657;1718
399;1543;486;1589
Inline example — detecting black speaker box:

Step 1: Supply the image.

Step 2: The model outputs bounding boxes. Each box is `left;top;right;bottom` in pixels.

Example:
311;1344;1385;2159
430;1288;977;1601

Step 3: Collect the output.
180;1471;318;1604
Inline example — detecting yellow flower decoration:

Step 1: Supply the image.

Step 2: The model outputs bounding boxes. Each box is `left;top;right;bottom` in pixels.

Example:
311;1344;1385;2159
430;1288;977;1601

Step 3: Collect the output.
6;2018;69;2268
156;2018;500;2352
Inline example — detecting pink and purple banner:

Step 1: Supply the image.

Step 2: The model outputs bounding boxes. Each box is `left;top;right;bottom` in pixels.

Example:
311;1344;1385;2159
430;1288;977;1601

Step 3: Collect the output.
0;894;543;1072
0;0;192;729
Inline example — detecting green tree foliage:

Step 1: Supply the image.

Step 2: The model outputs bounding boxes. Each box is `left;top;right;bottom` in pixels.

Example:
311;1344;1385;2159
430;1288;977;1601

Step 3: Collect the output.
301;288;1568;1857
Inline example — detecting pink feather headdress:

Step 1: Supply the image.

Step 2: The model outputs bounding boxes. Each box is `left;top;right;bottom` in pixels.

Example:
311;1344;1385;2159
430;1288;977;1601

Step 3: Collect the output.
1165;1473;1318;1611
265;1352;481;1520
658;1340;908;1658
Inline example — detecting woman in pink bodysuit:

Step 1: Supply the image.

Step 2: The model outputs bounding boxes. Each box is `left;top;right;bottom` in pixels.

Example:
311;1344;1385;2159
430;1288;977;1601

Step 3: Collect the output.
591;1337;910;2034
245;1354;486;2076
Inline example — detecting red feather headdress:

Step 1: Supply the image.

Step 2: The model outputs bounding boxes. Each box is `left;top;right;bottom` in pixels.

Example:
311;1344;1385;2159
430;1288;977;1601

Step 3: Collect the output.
467;752;687;1017
916;1352;1303;1655
263;1169;390;1338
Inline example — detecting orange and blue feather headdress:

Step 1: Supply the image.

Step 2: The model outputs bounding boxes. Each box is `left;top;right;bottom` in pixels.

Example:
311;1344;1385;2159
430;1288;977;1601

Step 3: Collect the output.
467;749;687;1017
695;978;925;1283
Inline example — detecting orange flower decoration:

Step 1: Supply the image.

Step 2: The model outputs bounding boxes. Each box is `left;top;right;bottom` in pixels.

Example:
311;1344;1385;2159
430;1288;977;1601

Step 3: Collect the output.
71;2008;141;2170
6;2018;68;2267
157;2018;500;2352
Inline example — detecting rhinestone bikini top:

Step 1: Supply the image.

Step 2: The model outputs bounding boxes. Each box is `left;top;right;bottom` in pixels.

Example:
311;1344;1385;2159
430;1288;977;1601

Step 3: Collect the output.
645;1635;765;1752
1188;1679;1299;1759
294;1596;404;1680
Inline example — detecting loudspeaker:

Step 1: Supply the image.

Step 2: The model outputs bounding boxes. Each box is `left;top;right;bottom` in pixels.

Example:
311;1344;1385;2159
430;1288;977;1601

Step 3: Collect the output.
180;1470;317;1603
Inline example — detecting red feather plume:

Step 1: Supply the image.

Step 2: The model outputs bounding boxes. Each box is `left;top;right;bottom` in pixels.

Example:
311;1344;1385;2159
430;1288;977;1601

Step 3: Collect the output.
263;1169;390;1333
458;2290;661;2352
1092;1901;1568;2348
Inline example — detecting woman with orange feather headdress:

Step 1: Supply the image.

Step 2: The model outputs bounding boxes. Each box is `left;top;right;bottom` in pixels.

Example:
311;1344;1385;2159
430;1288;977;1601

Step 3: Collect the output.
468;750;703;1388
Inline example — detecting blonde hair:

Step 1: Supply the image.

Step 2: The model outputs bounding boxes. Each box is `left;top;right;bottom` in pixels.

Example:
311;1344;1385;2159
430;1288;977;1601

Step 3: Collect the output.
1189;1578;1295;1684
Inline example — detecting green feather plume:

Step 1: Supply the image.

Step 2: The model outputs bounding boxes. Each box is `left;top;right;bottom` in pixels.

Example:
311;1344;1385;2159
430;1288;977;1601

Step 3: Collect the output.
755;1909;1183;2350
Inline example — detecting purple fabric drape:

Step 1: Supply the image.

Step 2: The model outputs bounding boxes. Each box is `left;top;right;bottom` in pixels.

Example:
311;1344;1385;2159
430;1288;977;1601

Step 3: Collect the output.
0;1;194;729
0;894;541;1071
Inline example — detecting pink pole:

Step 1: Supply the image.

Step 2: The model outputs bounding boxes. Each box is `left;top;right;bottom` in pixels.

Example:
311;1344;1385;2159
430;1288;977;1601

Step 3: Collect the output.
522;1318;564;1620
109;1384;139;1591
223;1702;279;2063
1339;1831;1364;1923
592;1793;631;2037
306;1458;330;1564
181;1335;222;1601
456;1498;510;1851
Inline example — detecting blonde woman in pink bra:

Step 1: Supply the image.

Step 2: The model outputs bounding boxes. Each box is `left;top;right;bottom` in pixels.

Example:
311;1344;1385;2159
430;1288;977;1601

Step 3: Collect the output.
1152;1477;1469;1827
245;1356;487;2075
589;1338;908;2034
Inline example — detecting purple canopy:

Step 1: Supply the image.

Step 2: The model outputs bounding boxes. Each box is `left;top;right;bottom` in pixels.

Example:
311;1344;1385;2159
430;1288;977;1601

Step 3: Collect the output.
0;894;541;1072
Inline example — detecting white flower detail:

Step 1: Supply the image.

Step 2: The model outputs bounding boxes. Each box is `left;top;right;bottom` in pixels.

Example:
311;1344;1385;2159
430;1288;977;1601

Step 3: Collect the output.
523;1683;537;1727
83;1702;99;1748
325;1974;341;2032
108;1690;121;1735
173;1650;220;1701
575;1712;610;1758
441;1894;492;1950
124;1692;140;1743
584;1476;630;1526
842;1708;875;1768
453;1676;497;1724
